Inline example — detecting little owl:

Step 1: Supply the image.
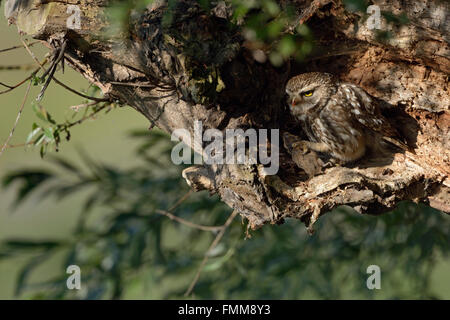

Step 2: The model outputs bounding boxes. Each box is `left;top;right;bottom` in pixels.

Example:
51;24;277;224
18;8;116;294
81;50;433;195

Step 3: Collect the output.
285;72;410;163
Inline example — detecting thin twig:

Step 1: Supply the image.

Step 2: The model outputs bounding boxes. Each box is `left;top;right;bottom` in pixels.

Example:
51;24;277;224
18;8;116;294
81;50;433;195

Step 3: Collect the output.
39;40;66;80
0;81;32;159
284;0;333;35
168;190;193;211
184;210;239;297
53;78;110;102
109;81;157;88
21;39;110;102
155;209;224;232
0;82;14;89
0;41;39;53
66;104;108;128
0;64;36;71
3;142;33;149
70;101;101;111
20;38;46;69
0;64;44;95
37;39;67;101
154;190;224;231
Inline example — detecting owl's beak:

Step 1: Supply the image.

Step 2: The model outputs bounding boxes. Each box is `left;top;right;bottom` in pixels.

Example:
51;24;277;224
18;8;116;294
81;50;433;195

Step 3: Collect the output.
291;98;299;107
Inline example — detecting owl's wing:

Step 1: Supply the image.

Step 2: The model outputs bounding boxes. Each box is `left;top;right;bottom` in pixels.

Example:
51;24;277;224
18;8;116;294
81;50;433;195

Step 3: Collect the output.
342;84;412;152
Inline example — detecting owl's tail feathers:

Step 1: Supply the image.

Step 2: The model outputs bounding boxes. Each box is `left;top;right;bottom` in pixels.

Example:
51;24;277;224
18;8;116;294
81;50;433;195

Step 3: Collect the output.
382;136;416;154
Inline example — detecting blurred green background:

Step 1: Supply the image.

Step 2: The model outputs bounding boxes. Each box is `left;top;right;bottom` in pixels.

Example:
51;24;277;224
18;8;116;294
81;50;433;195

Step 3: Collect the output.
0;4;449;299
0;11;149;298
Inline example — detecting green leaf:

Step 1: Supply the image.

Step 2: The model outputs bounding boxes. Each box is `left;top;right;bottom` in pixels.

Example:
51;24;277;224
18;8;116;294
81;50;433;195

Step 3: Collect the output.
300;41;313;55
266;20;283;38
34;133;45;146
32;102;56;124
48;157;81;176
26;125;42;144
40;144;47;158
269;51;283;66
3;240;60;250
204;248;235;271
31;75;44;86
43;127;54;140
297;24;312;37
343;0;367;12
262;0;280;17
15;251;55;297
2;170;53;208
382;11;409;25
278;36;296;58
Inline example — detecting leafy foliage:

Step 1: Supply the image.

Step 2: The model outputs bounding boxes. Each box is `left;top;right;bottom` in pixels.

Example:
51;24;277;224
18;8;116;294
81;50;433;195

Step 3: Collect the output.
1;130;449;299
25;84;116;157
106;0;316;67
230;0;312;65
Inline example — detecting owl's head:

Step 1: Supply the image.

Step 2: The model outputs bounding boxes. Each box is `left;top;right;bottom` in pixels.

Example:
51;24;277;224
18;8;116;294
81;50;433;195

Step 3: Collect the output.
285;72;338;119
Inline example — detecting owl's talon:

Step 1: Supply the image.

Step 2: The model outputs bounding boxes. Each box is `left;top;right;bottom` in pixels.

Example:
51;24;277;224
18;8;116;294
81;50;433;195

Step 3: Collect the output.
321;158;340;169
322;161;333;169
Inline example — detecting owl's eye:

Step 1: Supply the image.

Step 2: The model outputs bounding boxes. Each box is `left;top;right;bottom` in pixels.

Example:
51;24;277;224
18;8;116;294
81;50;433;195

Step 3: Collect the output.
302;90;314;97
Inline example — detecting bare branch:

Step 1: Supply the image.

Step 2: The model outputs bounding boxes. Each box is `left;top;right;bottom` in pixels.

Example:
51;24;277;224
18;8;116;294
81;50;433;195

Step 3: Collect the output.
0;64;44;95
155;209;224;232
153;191;225;232
0;81;32;159
37;39;67;101
21;39;110;103
0;64;36;71
184;210;239;297
168;190;193;211
0;41;39;54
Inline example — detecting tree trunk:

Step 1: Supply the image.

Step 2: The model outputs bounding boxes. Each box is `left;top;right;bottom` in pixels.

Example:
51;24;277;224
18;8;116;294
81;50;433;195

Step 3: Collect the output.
6;0;449;230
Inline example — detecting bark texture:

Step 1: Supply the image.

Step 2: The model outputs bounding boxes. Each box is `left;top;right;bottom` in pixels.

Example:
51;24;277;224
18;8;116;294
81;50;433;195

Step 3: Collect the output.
6;0;449;230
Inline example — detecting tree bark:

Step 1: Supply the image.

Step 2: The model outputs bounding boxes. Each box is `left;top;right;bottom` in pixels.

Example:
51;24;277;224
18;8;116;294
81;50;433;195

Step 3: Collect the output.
6;0;449;230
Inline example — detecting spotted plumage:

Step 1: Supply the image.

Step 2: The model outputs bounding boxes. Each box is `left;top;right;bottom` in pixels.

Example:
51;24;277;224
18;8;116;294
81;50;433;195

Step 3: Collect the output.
285;72;410;163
